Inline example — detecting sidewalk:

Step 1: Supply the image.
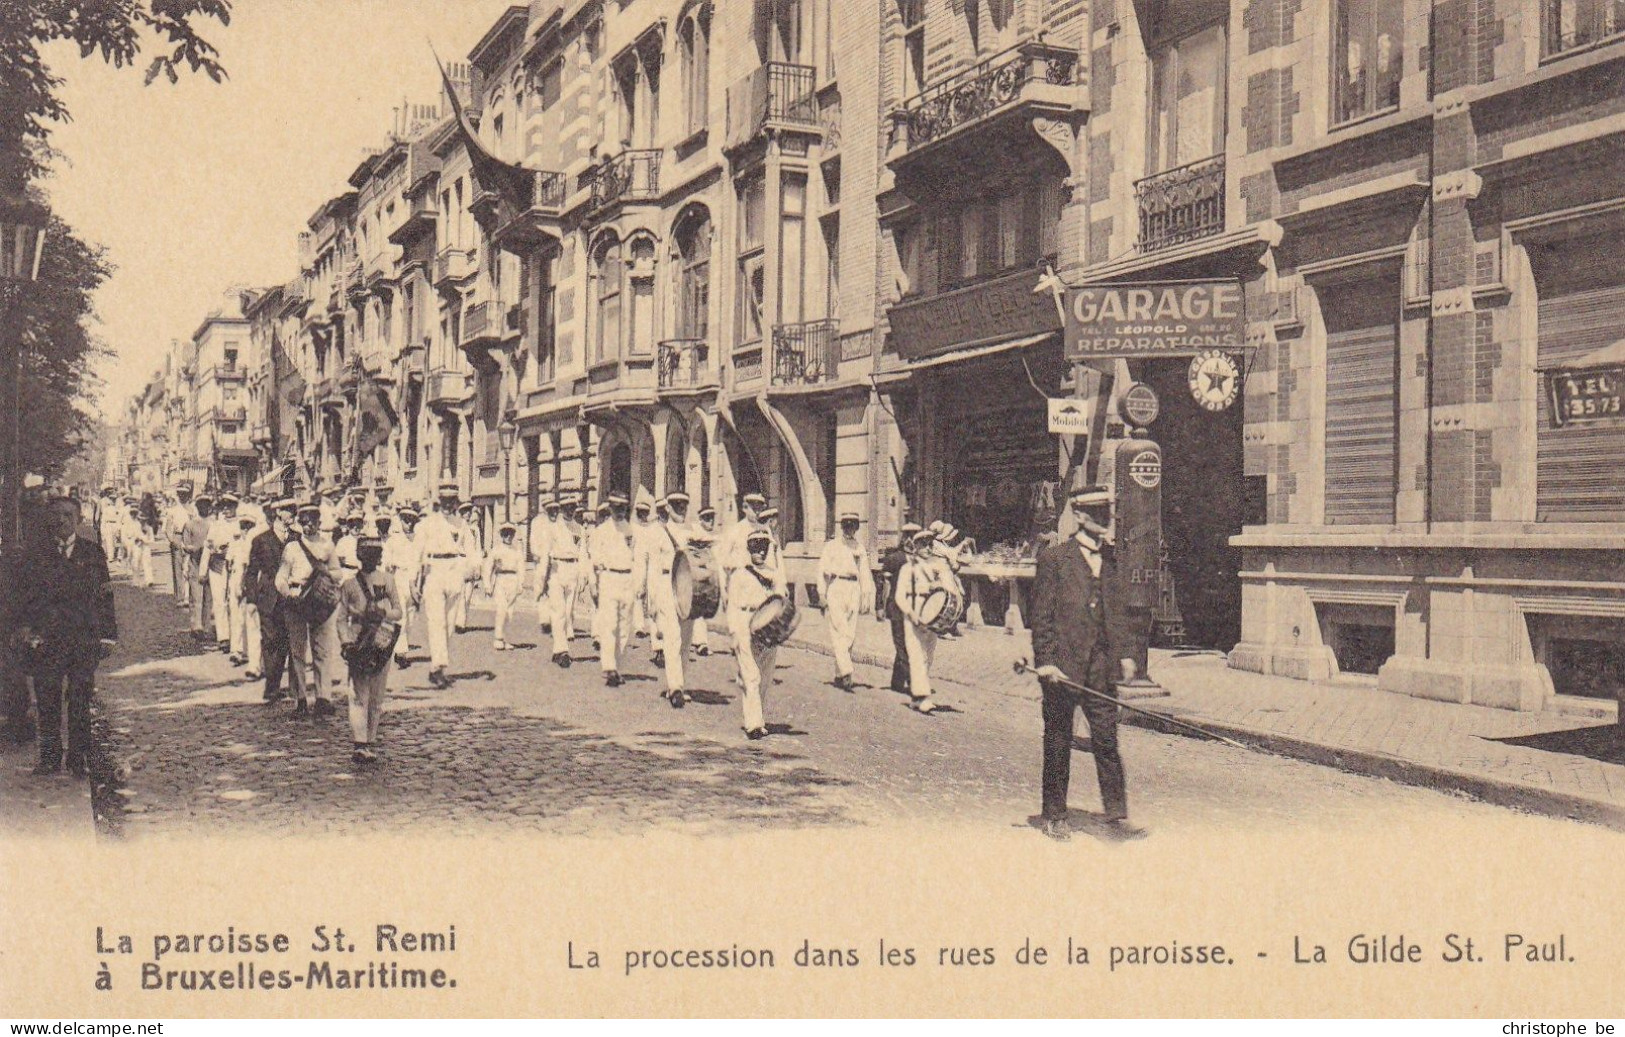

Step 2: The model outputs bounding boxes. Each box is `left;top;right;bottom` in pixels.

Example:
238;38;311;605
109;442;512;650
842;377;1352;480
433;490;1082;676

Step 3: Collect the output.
782;606;1625;830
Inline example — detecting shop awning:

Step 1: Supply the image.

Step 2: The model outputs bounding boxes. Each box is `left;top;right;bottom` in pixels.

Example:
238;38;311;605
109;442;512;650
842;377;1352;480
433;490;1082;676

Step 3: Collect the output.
250;461;292;493
902;331;1055;371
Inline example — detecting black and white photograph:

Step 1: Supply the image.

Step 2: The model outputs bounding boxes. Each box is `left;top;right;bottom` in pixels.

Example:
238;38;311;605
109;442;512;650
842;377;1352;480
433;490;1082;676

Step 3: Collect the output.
3;0;1625;1021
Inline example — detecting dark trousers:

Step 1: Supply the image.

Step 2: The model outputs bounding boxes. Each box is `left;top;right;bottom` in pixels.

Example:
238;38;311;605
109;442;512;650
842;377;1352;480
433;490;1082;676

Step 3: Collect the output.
888;613;910;693
1041;682;1127;821
260;606;290;700
1;652;32;739
34;658;96;769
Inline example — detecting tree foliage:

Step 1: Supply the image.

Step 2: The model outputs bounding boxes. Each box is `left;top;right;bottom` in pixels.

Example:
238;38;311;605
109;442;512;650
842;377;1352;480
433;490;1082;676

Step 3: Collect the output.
0;0;231;190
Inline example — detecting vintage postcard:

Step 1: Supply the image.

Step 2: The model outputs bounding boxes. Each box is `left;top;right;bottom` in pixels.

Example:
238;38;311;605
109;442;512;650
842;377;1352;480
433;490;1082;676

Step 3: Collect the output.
3;0;1624;1020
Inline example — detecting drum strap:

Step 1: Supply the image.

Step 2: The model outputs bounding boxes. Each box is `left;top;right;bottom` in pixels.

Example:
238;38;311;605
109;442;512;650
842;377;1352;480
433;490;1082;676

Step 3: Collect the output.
746;565;775;593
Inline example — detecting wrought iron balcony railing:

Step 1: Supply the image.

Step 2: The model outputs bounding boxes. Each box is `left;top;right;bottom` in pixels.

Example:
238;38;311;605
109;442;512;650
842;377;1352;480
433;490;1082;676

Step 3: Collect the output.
658;339;713;390
530;169;567;211
771;319;840;387
579;149;662;213
726;62;819;149
1135;155;1226;253
899;41;1080;152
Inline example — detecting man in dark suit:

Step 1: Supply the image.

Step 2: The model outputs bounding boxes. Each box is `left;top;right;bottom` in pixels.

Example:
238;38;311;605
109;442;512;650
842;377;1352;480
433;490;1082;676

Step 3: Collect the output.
881;522;919;695
18;495;118;776
244;498;295;704
1029;486;1138;841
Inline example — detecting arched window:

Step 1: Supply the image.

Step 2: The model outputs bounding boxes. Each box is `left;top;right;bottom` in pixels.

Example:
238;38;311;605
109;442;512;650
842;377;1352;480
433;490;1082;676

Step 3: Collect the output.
628;236;657;356
674;207;711;339
592;235;623;364
679;6;711;137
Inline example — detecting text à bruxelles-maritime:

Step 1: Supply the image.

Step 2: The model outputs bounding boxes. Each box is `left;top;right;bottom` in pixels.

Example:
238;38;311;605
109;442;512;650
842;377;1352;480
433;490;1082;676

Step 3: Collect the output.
99;923;460;992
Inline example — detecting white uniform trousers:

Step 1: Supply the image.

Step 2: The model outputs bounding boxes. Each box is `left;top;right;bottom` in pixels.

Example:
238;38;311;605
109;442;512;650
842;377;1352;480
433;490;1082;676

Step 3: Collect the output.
536;563;555;628
729;605;778;732
453;559;476;630
549;561;579;655
595;571;636;673
348;667;388;744
647;582;685;692
229;573;260;665
825;578;862;679
490;571;522;646
422;561;463;671
285;611;335;704
209;563;231;644
392;570;420;651
902;620;938;702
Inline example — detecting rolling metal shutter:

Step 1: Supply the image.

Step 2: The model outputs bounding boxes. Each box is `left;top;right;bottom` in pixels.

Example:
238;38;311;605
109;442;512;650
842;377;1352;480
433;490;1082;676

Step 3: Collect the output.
1537;279;1625;521
1322;279;1399;524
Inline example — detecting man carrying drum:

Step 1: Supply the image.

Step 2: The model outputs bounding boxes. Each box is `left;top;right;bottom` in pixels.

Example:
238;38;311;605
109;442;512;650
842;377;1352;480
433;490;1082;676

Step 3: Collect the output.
893;527;947;715
727;528;786;741
818;511;874;692
529;496;561;636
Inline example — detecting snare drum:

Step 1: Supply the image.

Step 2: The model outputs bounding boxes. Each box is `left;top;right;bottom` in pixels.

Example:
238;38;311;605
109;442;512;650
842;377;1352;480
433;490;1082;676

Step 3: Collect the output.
917;586;964;637
673;546;721;621
749;595;799;650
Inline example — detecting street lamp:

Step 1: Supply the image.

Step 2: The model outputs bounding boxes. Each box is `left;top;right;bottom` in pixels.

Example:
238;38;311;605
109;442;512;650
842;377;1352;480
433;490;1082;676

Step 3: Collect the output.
0;198;47;549
497;413;517;523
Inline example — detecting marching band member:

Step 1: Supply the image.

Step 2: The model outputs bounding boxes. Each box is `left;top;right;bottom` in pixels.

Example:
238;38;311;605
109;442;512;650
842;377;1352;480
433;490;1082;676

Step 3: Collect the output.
226;504;264;673
893;527;944;715
631;490;657;644
818;511;874;692
727;528;784;741
205;493;239;652
588;494;637;687
336;535;401;766
542;496;584;668
485;522;525;651
529;497;561;635
275;500;338;718
637;494;686;707
414;483;469;690
453;502;482;634
691;505;718;656
384;505;422;669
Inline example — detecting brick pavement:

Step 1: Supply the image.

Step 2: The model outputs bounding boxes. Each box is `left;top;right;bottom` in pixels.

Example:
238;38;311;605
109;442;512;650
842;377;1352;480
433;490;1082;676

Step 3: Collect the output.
781;604;1625;828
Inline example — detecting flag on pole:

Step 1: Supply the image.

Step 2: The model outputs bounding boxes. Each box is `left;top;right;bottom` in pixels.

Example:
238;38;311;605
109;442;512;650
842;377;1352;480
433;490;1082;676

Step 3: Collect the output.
354;368;398;465
1033;263;1067;325
432;45;532;205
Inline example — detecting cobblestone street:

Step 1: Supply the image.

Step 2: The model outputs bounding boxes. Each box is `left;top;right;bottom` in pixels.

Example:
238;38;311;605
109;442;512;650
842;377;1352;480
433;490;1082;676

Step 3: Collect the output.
51;577;1604;843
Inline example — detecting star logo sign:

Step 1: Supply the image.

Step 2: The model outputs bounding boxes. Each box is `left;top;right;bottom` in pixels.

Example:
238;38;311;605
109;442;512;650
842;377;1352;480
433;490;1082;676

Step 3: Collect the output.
1188;350;1241;412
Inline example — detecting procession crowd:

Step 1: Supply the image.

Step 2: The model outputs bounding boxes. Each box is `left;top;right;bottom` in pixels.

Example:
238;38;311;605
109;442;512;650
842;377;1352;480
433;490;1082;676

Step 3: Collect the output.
77;481;978;762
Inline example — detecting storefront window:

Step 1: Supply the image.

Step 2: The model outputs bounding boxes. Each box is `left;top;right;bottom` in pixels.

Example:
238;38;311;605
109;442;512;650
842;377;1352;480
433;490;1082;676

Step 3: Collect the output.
1334;0;1402;125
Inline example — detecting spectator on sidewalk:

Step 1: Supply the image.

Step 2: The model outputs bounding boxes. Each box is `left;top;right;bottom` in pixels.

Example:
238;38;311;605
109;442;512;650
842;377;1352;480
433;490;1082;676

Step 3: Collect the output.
1029;485;1138;842
164;484;196;607
183;494;213;637
337;536;401;765
17;495;117;777
245;499;294;704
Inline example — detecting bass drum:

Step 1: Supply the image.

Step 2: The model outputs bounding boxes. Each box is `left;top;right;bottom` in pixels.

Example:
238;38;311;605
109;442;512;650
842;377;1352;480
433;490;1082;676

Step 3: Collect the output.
749;595;800;650
673;545;721;621
917;586;965;637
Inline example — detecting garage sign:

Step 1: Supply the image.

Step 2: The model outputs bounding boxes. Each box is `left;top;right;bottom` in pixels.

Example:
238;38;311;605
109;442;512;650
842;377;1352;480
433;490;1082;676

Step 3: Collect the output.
1064;279;1245;358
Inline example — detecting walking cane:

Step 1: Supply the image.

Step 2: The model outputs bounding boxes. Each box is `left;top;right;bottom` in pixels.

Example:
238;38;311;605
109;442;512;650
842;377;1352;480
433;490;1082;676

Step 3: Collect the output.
1013;658;1251;752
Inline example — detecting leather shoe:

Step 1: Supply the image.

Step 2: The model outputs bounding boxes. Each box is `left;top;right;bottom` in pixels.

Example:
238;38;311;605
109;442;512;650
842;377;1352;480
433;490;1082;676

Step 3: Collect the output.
1041;818;1071;842
605;671;622;688
313;698;336;718
745;727;766;741
292;699;309;716
667;689;686;709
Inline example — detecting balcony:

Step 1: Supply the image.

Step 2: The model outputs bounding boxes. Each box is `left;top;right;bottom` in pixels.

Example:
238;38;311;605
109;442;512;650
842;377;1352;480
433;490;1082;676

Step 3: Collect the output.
341;257;365;298
657;339;717;392
492;169;568;253
425;367;474;409
725;61;819;152
251;422;273;445
433;247;476;289
1136;155;1226;253
579;150;661;215
215;405;248;424
389;194;437;245
890;41;1083;165
771;319;840;387
316;375;345;409
460;299;503;357
204;363;245;382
